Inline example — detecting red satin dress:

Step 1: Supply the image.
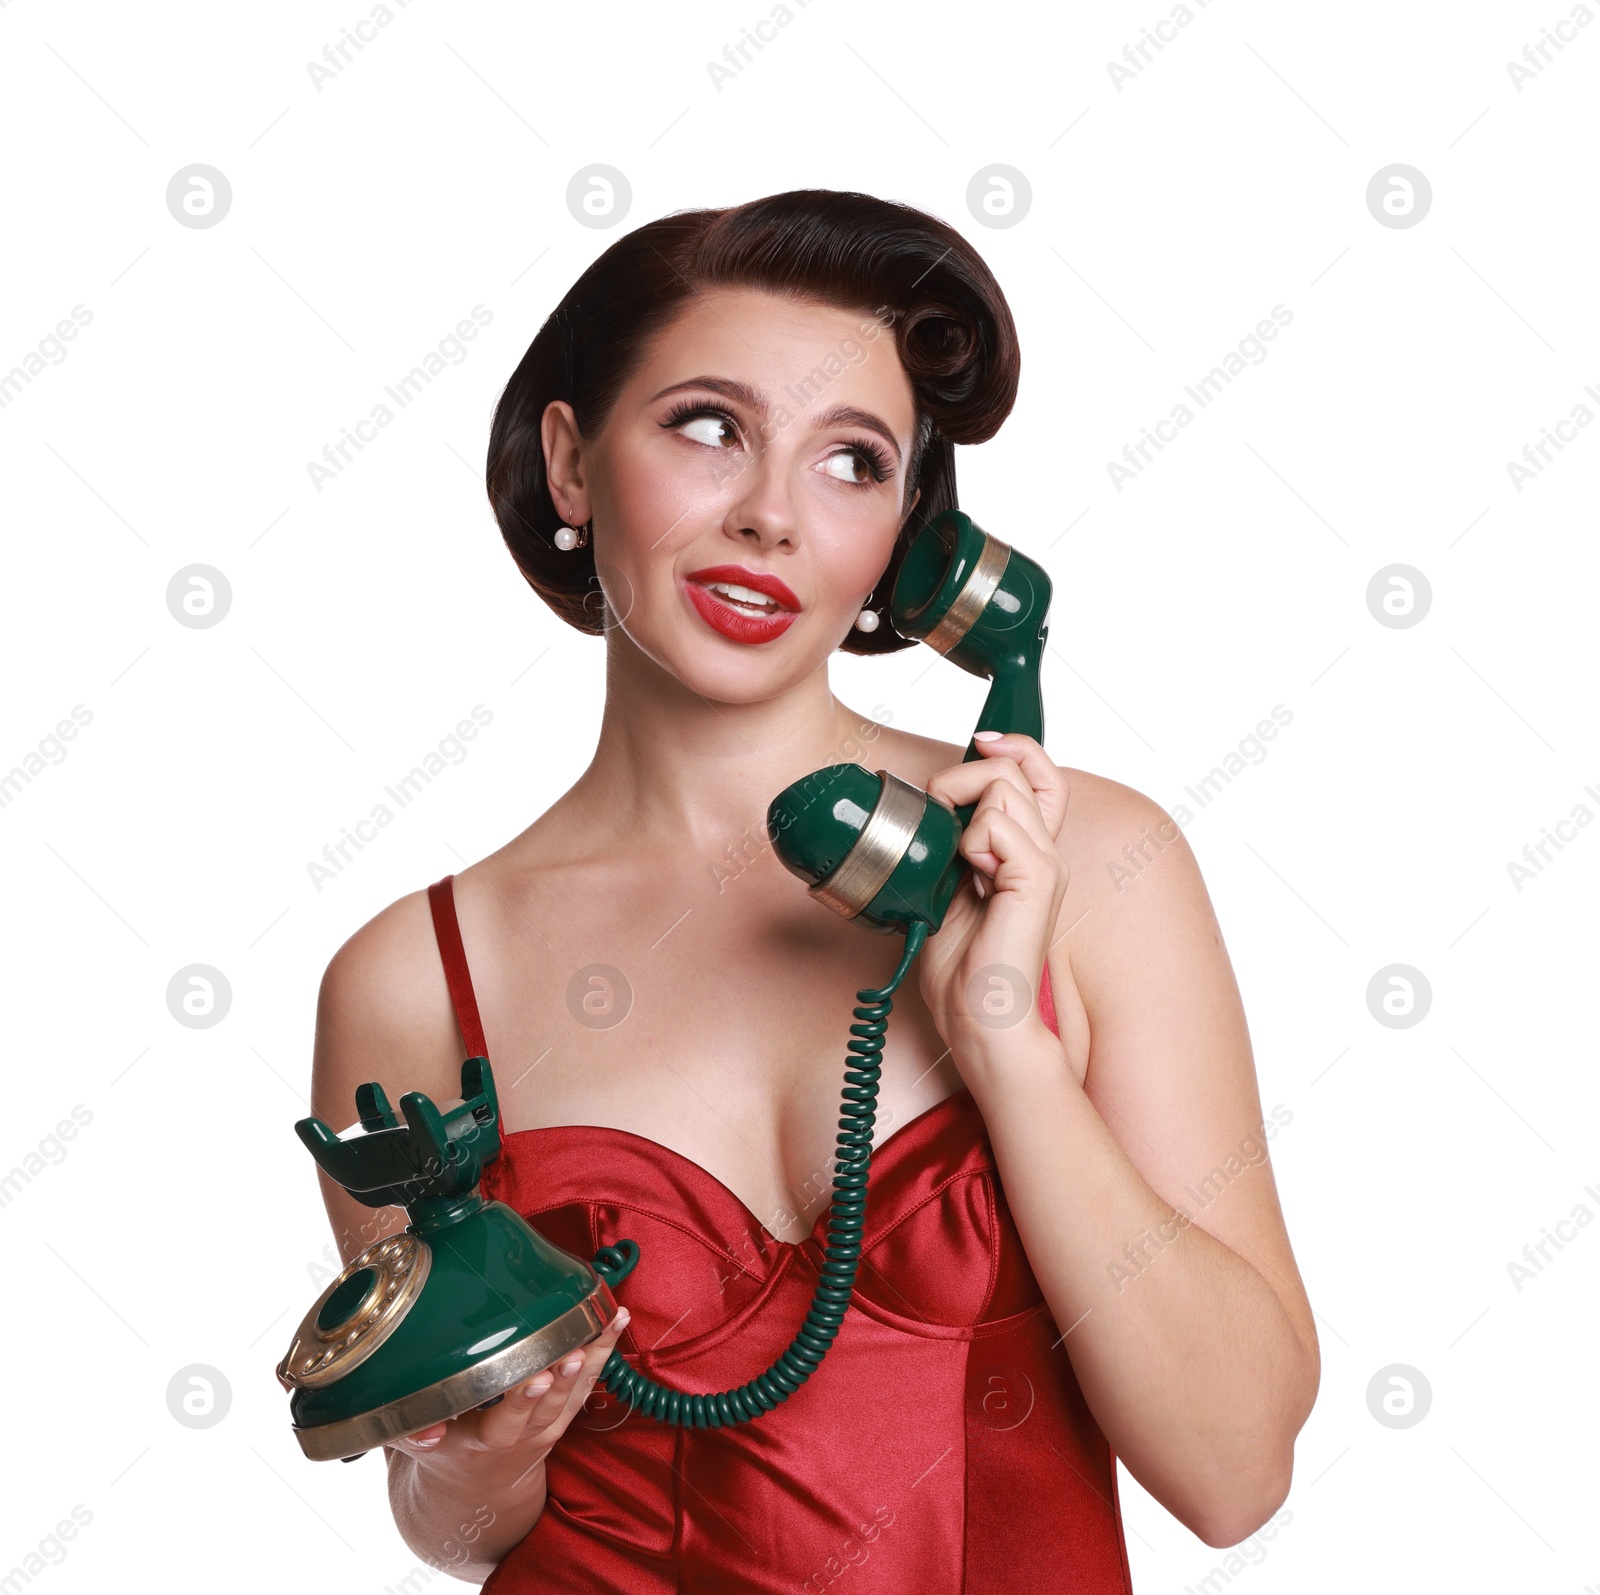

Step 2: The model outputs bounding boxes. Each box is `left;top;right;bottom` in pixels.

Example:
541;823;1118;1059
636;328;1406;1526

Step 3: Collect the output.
427;874;1135;1593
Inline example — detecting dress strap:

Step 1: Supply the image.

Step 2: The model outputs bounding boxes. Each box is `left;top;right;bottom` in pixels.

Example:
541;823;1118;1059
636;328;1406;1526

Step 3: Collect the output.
427;874;489;1061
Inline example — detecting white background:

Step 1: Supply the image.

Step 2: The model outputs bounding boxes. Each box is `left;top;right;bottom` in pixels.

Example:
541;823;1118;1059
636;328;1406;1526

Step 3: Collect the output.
1;0;1595;1590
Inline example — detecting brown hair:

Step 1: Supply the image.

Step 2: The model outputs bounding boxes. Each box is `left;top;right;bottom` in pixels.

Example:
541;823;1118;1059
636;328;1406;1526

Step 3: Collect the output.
485;188;1020;654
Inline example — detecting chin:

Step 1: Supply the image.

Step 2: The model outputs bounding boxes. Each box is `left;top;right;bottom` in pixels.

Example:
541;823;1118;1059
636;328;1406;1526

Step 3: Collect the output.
681;630;819;704
681;652;791;704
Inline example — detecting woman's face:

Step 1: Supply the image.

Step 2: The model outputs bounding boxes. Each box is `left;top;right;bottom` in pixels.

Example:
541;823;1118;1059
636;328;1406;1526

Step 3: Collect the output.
542;287;922;700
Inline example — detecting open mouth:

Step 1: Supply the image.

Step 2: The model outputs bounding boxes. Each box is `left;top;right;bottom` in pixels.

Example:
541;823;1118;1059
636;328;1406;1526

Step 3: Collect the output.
692;579;794;618
681;572;801;645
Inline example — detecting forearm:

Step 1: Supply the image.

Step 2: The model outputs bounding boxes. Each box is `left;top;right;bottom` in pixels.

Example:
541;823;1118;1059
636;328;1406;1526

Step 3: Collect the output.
386;1444;548;1581
960;1031;1317;1545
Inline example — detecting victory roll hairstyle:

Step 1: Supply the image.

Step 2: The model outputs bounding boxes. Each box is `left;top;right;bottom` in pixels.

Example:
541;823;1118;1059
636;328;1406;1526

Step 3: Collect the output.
485;188;1021;654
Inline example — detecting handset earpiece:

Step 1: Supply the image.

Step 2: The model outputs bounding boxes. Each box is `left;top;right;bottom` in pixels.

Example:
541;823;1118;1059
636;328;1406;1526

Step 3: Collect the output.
767;509;1051;935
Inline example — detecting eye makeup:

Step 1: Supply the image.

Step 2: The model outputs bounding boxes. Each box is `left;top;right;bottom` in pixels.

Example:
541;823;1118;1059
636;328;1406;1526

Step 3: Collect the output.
657;398;895;487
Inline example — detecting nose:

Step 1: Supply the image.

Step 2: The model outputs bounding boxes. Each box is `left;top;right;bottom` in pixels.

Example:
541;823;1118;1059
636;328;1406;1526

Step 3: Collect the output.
718;446;799;550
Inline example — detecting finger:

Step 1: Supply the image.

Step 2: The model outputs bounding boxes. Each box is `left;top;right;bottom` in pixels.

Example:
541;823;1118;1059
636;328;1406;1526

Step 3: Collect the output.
958;778;1060;876
483;1306;631;1449
959;805;1066;909
973;735;1069;838
481;1338;592;1449
927;756;1032;818
475;1363;557;1449
929;759;1059;847
540;1308;633;1431
927;735;1069;840
393;1420;449;1456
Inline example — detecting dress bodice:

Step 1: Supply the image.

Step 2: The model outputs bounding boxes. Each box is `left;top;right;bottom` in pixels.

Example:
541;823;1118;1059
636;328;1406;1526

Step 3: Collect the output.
426;875;1135;1593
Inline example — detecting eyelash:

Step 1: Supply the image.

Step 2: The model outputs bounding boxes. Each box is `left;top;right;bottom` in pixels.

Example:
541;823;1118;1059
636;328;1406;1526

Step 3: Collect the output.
658;400;894;486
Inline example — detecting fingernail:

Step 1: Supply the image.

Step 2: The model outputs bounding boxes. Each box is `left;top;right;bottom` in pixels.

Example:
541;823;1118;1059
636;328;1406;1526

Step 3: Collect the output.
974;730;1003;742
560;1355;584;1375
615;1308;631;1328
523;1375;552;1398
413;1435;442;1447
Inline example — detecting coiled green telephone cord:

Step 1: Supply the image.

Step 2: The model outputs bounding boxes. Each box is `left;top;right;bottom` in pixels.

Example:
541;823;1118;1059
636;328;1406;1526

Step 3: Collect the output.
590;919;929;1428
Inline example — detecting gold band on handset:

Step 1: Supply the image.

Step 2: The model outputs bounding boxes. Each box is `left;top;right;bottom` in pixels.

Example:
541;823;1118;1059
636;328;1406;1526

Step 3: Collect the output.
921;532;1011;655
808;770;928;920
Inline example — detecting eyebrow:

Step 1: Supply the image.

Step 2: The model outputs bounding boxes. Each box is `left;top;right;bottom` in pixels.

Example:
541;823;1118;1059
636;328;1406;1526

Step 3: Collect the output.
649;375;903;466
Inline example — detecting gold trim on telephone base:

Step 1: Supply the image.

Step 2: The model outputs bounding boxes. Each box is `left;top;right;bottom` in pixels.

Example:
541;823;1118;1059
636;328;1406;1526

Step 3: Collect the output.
287;1280;619;1461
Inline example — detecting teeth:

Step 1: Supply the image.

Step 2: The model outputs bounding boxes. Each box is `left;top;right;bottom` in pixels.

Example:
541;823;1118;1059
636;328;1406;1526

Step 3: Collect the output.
706;581;781;612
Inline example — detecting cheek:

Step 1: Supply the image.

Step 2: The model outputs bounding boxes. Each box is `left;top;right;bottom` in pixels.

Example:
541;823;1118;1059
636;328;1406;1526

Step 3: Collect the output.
810;486;905;592
601;438;729;556
822;533;896;603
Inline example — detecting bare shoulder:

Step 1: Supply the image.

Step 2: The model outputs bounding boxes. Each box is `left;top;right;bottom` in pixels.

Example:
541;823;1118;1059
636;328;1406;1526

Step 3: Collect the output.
1043;766;1229;1004
878;723;1183;888
310;885;466;1154
1055;764;1166;822
308;883;476;1261
1054;766;1192;896
851;716;1204;939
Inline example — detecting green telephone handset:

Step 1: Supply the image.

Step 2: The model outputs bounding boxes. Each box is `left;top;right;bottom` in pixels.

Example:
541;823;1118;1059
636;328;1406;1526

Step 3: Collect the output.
277;509;1050;1458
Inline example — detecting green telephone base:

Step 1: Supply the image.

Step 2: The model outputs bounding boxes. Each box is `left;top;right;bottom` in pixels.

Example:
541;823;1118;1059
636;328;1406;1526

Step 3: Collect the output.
278;1064;638;1460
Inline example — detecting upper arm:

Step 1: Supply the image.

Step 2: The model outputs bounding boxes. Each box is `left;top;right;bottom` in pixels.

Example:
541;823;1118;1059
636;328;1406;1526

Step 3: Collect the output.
310;888;471;1267
1053;770;1318;1364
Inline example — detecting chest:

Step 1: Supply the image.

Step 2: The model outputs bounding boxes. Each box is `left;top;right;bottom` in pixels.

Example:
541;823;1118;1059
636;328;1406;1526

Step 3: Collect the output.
470;873;961;1233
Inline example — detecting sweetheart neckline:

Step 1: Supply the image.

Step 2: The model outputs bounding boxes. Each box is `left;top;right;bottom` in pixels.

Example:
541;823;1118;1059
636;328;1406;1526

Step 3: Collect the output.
493;1082;979;1243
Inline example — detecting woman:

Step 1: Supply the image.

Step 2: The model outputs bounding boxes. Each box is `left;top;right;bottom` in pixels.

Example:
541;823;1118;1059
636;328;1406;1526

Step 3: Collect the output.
309;189;1319;1590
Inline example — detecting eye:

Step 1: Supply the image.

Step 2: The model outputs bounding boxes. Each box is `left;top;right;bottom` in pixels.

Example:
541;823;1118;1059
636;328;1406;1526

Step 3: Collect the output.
660;400;741;449
819;439;893;487
659;398;894;488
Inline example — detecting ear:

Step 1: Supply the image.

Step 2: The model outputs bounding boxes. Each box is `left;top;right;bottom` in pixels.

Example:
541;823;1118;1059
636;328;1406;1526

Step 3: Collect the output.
541;399;589;525
902;486;922;522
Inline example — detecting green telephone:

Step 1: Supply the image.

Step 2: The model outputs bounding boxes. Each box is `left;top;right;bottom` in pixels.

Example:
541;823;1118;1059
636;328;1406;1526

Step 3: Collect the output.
278;509;1050;1457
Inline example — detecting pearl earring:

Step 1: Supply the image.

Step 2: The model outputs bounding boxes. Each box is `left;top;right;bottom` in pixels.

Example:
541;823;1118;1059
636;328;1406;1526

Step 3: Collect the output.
854;608;880;633
554;521;590;552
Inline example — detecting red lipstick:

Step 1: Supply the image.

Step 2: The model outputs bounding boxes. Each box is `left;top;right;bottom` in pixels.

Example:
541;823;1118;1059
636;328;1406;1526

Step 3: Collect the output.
682;564;802;646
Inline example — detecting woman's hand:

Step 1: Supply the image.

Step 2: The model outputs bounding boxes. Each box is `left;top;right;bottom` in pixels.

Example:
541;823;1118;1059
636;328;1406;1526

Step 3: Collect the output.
388;1306;633;1508
916;733;1087;1084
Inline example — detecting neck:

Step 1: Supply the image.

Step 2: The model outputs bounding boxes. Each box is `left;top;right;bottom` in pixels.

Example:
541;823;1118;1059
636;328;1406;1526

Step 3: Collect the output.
559;625;882;858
